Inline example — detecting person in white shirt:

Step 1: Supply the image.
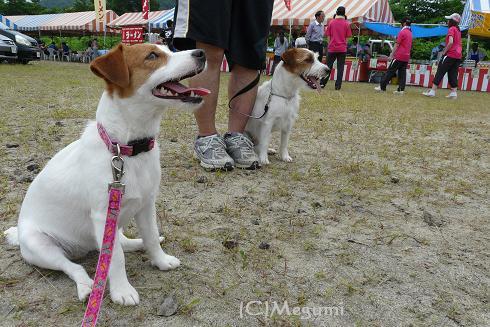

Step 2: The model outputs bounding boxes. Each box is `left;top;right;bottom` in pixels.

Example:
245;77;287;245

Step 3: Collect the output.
270;31;289;75
295;31;307;48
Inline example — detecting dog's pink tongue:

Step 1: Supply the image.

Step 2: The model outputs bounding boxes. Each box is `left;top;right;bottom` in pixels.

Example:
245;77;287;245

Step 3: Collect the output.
162;81;210;96
311;77;321;93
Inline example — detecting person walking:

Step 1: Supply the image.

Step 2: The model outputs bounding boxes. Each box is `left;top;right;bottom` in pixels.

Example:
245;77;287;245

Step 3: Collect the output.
306;11;325;62
423;13;462;99
173;0;274;171
323;6;352;90
374;17;413;95
270;31;289;75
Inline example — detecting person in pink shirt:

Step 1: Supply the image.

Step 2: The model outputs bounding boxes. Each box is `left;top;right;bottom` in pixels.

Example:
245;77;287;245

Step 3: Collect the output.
323;6;352;90
423;13;462;99
375;17;413;95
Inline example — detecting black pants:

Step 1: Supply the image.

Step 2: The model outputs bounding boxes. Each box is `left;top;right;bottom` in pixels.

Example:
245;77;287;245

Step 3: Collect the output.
380;59;408;91
308;41;323;62
270;55;281;75
326;52;346;89
433;56;460;88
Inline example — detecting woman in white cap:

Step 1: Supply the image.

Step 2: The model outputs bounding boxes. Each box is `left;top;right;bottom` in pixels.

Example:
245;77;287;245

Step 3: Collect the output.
423;13;462;99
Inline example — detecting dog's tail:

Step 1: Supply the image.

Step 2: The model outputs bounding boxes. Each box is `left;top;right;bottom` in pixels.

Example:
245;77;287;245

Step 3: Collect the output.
4;227;20;246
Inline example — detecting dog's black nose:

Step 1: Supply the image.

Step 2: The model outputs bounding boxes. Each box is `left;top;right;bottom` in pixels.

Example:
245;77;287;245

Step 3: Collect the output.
192;49;206;60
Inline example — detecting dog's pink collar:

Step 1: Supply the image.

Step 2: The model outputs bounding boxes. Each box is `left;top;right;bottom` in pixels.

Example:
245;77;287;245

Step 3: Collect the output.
97;122;155;157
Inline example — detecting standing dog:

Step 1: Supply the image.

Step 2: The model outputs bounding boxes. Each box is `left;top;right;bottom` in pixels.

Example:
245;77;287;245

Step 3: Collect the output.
4;44;209;305
245;48;329;165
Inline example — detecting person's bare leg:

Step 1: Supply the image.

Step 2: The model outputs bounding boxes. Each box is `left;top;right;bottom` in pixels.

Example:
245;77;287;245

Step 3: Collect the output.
228;64;259;133
190;42;224;136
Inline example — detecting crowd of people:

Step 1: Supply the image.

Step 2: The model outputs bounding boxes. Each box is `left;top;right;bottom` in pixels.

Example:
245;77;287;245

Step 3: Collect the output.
269;7;475;99
39;38;100;62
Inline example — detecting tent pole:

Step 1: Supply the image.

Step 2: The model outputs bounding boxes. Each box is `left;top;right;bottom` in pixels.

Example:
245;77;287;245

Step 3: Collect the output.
355;23;361;81
356;23;360;58
466;33;471;59
289;18;292;45
148;1;151;42
104;14;107;49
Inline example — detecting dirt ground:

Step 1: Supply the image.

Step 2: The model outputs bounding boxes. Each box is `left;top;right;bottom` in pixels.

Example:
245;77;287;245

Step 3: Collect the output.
0;61;489;327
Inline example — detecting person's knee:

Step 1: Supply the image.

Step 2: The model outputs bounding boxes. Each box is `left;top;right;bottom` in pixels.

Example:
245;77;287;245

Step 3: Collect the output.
197;44;224;67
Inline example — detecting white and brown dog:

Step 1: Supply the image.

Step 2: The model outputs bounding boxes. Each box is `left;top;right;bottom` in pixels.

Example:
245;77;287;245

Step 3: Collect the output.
4;44;209;305
245;48;329;165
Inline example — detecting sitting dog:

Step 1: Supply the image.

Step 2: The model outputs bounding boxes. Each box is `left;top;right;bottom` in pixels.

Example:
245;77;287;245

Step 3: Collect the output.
4;44;209;305
245;48;329;165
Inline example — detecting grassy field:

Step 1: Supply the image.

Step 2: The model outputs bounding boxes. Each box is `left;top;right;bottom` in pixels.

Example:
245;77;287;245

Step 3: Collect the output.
0;61;489;327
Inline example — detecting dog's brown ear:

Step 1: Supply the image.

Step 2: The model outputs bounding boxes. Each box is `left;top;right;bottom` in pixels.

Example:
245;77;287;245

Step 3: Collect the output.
281;48;313;66
281;48;296;66
90;44;130;88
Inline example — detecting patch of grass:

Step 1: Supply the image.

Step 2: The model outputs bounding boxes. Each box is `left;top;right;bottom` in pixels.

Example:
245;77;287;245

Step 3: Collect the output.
180;237;197;253
179;298;201;315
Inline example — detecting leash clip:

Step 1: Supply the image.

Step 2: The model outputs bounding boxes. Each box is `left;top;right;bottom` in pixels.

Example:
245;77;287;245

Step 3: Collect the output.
109;144;125;193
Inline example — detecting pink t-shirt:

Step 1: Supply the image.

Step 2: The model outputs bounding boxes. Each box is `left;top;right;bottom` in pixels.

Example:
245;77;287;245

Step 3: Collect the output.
393;27;412;62
446;26;462;59
325;18;352;53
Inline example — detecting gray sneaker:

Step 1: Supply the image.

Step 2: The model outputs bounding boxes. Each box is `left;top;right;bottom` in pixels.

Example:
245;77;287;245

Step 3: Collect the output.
194;134;234;171
224;132;260;170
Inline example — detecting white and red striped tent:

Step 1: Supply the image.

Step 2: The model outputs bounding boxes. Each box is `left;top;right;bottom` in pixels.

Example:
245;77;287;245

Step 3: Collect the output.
40;10;118;32
108;10;166;28
272;0;394;26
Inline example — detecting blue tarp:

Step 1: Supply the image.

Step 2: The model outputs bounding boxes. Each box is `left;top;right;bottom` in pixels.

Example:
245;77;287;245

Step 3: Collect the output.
364;22;448;38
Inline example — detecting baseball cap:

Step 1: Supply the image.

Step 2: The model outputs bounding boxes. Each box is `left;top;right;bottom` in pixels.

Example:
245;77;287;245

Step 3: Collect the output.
444;13;461;23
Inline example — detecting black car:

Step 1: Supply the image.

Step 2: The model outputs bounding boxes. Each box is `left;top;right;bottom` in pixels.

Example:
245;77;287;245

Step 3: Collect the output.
0;29;41;64
0;34;17;63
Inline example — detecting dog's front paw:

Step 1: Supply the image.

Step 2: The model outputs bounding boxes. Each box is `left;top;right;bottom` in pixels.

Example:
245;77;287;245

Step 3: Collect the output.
151;254;181;271
110;282;140;306
77;278;93;301
281;154;293;162
259;155;270;165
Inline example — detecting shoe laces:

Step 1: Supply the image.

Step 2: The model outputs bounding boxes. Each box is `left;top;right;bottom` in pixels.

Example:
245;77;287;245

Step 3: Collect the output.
228;134;254;152
200;136;228;156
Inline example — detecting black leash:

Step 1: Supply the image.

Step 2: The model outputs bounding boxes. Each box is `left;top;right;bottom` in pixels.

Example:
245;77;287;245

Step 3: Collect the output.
228;71;270;119
228;69;297;120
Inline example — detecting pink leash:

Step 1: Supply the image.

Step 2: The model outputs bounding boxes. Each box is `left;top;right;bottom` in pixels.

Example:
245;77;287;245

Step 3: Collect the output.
81;140;126;326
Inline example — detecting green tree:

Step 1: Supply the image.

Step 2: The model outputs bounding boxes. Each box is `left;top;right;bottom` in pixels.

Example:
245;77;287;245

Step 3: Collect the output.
389;0;465;24
70;0;92;12
158;0;175;10
108;0;160;15
3;0;45;15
